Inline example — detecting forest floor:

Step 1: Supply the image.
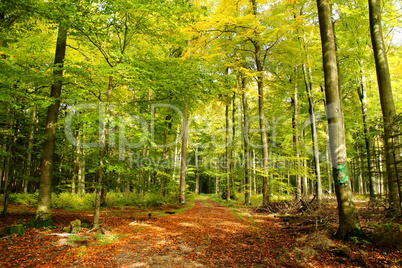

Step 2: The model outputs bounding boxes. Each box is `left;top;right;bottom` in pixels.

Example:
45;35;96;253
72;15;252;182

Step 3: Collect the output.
0;196;401;267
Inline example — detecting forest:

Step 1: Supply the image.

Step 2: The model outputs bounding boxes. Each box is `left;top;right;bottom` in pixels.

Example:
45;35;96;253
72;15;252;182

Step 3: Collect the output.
0;0;402;266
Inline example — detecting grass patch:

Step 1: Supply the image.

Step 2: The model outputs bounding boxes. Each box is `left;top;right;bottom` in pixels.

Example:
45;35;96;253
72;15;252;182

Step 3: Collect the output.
94;233;120;245
199;195;213;207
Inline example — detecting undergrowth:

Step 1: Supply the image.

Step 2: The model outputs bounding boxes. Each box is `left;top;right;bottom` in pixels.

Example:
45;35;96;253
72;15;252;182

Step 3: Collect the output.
6;191;191;211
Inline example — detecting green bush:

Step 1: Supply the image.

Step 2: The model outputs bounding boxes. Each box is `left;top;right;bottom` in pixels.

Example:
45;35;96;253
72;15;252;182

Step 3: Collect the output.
9;193;38;207
7;190;187;211
250;194;262;205
51;192;94;210
105;191;177;208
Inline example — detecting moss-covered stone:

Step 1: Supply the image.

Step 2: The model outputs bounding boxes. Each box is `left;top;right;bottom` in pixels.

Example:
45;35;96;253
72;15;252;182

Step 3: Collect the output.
69;219;82;233
26;218;56;228
2;224;26;236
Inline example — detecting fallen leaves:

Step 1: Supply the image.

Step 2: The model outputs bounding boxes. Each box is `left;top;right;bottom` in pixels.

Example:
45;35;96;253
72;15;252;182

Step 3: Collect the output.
1;198;401;267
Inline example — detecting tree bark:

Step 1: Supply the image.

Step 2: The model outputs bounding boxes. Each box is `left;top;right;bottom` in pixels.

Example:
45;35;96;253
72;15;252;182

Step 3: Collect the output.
1;148;11;217
24;107;37;193
93;75;113;229
225;104;231;200
194;146;200;195
179;103;188;204
368;0;400;211
302;62;322;202
357;64;375;200
292;67;302;202
242;77;251;204
34;25;67;224
93;160;103;229
316;0;362;239
250;0;270;206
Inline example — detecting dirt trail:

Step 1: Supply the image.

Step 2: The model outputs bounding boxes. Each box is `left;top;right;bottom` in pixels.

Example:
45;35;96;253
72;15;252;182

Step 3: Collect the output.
114;197;280;267
2;197;400;267
66;197;291;267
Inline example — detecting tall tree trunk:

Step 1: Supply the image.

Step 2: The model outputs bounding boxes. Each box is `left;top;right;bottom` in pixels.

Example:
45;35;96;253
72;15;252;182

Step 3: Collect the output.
302;129;309;197
179;103;188;204
72;137;79;194
194;146;200;195
93;160;103;230
316;0;362;239
34;25;67;224
368;0;400;211
231;93;236;196
24;107;36;193
242;77;251;204
1;147;12;217
72;134;85;194
93;76;112;229
250;0;270;205
292;67;302;202
77;145;85;195
225;104;231;200
356;142;365;194
257;75;270;206
302;62;322;202
357;65;375;200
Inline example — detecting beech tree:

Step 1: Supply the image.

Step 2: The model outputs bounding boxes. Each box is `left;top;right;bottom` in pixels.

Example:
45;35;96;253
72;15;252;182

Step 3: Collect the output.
316;0;362;239
368;0;401;211
34;24;68;225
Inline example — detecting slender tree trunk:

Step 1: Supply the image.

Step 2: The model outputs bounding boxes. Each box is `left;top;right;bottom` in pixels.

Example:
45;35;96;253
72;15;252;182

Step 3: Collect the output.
93;160;103;229
257;76;270;206
301;129;309;197
242;78;251;204
292;67;302;202
231;93;236;196
357;64;375;200
72;136;85;194
215;173;219;194
225;104;231;200
252;149;257;193
250;0;270;205
316;0;362;239
1;149;11;217
72;137;79;194
34;25;67;224
195;146;200;195
368;0;400;211
374;127;385;196
77;148;85;195
93;76;113;228
179;103;188;204
24;106;37;193
172;128;180;181
357;143;365;194
302;62;322;202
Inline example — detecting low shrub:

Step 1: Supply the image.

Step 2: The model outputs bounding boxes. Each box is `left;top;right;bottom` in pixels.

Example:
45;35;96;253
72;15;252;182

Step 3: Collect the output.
8;193;38;207
51;192;94;210
6;190;191;211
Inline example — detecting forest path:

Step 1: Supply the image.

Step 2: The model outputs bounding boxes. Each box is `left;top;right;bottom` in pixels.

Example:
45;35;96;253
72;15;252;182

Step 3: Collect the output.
3;198;398;267
72;197;295;267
